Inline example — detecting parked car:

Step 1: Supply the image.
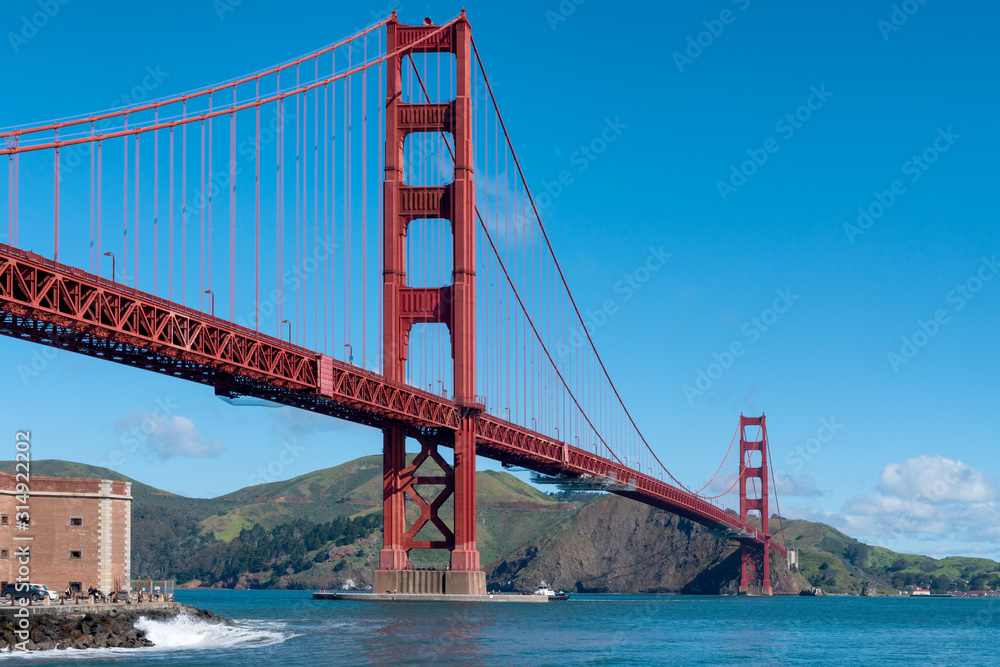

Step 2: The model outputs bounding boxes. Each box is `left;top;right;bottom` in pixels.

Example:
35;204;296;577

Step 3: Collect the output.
1;583;57;602
34;584;60;601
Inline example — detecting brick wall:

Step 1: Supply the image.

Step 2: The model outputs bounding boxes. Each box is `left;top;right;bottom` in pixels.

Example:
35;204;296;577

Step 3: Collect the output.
0;473;131;594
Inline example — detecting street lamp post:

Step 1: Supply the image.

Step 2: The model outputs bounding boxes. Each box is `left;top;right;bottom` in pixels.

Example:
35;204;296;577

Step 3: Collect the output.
344;343;354;364
204;289;214;317
103;251;115;282
281;319;291;342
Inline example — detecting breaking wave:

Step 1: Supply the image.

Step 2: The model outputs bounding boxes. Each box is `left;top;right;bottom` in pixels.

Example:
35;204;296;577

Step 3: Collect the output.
134;613;293;649
0;613;295;659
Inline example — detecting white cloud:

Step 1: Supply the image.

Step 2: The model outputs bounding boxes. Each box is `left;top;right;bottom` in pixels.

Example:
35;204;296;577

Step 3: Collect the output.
832;456;1000;548
878;455;995;503
116;412;225;459
774;473;822;497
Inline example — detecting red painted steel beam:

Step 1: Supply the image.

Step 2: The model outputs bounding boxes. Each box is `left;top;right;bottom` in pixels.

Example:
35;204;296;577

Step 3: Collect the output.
0;242;458;431
0;240;782;556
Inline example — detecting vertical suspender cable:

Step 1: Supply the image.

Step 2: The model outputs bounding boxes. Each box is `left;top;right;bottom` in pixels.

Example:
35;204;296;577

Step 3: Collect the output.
279;84;286;335
344;46;351;358
362;35;367;367
276;74;282;337
154;111;159;294
182;102;188;305
201;119;206;311
89;124;95;270
323;78;329;353
377;30;383;373
12;154;16;248
169;127;174;299
314;58;319;350
122;120;128;280
53;129;60;262
230;87;237;322
95;145;100;275
301;75;307;343
208;94;213;305
7;155;11;250
299;68;306;343
331;52;337;353
256;78;261;331
134;134;140;289
296;66;301;339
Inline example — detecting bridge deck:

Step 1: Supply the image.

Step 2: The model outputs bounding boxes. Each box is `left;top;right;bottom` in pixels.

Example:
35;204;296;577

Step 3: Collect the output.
0;243;782;554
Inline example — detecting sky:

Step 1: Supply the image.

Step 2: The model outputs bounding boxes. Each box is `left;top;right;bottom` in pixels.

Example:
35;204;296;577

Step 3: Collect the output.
1;0;998;561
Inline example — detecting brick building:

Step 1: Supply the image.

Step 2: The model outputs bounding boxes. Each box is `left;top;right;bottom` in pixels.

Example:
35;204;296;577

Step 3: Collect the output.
0;473;131;595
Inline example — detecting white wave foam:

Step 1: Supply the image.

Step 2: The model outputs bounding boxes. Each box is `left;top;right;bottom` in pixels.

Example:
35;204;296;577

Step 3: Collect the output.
0;613;295;660
134;613;294;650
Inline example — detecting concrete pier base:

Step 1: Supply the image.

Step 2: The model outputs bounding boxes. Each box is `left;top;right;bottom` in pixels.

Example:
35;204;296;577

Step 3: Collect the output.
374;569;487;596
739;585;773;596
313;591;546;603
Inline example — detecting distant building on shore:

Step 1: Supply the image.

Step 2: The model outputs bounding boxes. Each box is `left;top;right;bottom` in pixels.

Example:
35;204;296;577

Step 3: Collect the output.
0;473;131;595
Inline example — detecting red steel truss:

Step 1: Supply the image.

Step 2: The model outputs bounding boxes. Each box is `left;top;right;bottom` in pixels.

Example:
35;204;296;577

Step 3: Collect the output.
0;242;459;432
0;240;781;555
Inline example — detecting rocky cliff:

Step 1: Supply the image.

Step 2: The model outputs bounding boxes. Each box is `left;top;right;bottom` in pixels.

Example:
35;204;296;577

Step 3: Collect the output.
486;495;809;595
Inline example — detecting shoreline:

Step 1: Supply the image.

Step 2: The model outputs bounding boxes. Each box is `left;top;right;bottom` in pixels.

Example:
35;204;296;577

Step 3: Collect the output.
0;603;230;652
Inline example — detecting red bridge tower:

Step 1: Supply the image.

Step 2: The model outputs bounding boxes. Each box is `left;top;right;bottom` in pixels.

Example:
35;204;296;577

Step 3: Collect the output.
738;414;773;595
375;11;485;596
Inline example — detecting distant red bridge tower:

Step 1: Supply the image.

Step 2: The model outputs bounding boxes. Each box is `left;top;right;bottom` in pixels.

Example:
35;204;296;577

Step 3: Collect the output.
739;414;773;595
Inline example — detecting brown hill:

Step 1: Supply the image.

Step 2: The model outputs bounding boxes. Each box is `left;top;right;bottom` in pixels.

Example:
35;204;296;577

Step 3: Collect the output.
486;494;808;594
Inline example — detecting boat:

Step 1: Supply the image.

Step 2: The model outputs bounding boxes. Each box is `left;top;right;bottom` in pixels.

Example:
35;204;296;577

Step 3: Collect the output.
531;582;570;601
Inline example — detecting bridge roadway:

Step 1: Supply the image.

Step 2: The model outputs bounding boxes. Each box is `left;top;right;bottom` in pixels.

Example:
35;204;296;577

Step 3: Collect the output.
0;242;782;554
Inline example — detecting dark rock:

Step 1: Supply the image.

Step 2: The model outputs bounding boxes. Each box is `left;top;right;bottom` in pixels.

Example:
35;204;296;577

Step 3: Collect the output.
0;604;232;651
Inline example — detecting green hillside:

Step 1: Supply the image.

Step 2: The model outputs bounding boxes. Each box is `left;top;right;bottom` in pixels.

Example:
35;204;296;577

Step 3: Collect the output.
15;459;1000;594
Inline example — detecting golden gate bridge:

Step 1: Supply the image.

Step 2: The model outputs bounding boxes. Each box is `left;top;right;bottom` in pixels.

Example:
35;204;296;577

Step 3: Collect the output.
0;10;785;596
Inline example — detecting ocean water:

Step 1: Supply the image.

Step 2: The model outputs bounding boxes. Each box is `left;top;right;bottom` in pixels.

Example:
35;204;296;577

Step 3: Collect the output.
1;590;998;665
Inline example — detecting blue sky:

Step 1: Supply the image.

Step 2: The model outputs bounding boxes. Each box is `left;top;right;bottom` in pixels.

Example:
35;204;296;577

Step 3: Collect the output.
2;0;998;560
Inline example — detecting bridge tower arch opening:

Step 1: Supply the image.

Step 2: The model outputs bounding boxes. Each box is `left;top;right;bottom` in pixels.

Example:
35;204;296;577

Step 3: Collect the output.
377;10;485;596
